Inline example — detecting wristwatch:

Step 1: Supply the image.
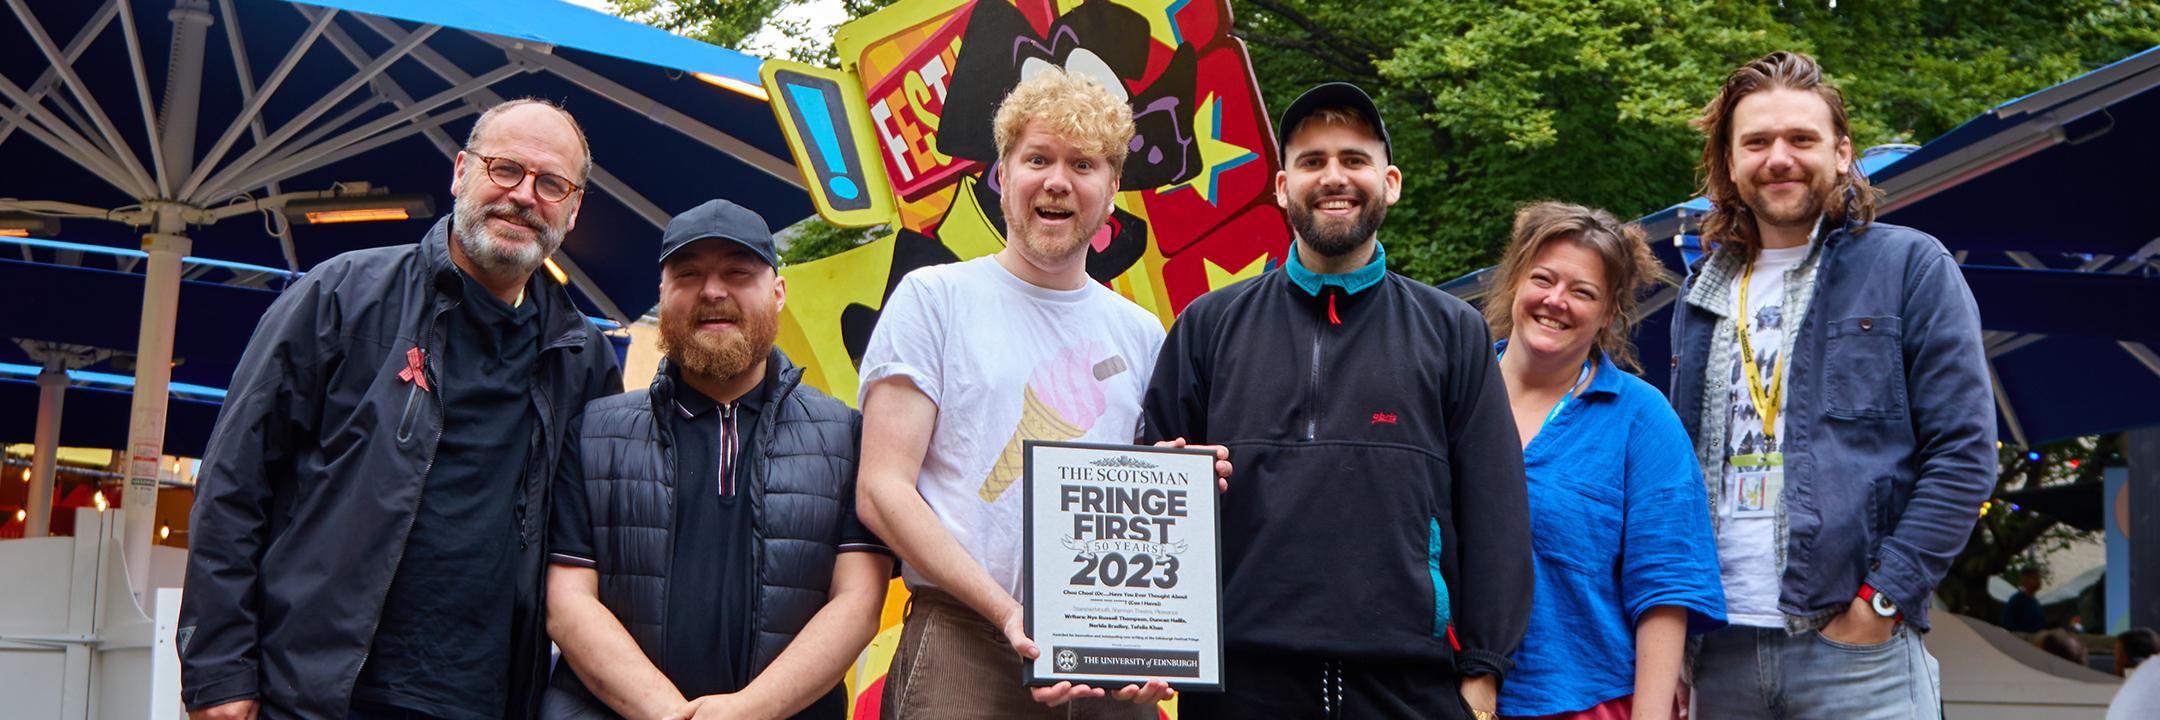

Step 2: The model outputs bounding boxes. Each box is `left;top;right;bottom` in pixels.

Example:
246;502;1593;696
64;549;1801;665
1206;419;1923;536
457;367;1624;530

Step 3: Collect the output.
1471;710;1498;720
1857;584;1900;619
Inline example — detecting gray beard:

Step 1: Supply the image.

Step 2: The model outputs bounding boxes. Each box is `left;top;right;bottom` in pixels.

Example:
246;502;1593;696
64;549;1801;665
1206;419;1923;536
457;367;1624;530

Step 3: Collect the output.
451;194;563;277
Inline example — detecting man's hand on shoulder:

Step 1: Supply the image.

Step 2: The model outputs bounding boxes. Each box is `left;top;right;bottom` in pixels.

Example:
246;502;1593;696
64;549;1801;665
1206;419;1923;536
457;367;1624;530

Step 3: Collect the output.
187;699;257;720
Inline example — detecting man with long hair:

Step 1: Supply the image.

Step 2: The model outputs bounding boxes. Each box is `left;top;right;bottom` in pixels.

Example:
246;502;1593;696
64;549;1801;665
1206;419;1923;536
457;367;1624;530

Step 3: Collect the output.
1671;51;1995;718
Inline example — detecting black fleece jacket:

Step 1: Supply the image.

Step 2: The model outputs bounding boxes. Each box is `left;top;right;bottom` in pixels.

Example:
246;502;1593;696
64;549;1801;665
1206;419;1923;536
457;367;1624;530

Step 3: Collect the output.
1139;266;1532;679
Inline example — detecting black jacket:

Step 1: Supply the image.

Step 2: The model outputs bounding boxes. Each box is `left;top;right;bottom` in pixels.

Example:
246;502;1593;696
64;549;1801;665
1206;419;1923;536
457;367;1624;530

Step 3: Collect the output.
543;352;876;718
1139;267;1532;678
178;218;623;718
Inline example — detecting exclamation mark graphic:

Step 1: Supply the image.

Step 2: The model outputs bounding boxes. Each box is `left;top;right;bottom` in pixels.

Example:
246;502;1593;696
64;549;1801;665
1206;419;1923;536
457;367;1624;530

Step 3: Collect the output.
787;84;860;202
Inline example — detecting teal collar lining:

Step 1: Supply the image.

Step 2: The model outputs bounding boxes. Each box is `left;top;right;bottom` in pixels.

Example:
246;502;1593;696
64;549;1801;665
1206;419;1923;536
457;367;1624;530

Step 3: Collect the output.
1286;240;1387;296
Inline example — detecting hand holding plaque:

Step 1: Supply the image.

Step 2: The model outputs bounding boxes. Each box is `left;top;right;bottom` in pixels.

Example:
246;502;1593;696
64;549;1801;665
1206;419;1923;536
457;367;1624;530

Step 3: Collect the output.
1021;441;1224;691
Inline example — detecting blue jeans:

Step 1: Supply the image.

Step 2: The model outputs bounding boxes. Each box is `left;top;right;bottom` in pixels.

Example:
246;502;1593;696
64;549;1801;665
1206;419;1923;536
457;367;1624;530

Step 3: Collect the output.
1692;624;1941;719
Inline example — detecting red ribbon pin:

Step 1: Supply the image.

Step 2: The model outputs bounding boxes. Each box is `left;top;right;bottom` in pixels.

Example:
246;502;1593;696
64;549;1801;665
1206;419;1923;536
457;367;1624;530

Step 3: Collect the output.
399;347;430;391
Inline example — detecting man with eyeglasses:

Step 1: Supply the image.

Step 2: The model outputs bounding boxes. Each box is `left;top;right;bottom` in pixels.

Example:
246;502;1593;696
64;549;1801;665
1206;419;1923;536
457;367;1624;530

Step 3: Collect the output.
179;98;624;720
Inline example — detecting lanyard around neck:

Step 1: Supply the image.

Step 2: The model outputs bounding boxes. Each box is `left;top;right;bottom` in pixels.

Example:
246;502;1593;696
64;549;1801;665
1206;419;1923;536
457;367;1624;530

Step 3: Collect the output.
1500;348;1594;431
1736;259;1785;440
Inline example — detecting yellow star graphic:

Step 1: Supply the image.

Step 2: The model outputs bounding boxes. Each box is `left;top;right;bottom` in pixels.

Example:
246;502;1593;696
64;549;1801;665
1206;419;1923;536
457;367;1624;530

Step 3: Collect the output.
1158;93;1259;206
1205;254;1271;290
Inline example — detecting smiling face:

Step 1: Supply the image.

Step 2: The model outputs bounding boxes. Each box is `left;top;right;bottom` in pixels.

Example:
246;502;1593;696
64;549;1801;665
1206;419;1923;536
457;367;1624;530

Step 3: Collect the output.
1275;117;1400;257
448;103;585;278
1507;239;1612;364
1729;87;1852;235
655;238;786;382
997;120;1119;266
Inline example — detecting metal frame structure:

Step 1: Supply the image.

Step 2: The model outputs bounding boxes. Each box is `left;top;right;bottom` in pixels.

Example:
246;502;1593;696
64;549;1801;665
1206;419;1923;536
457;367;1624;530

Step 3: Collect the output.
0;0;796;607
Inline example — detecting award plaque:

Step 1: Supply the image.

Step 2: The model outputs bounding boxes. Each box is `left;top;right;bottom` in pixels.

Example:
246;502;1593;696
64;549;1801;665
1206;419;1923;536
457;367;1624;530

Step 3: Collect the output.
1021;440;1223;690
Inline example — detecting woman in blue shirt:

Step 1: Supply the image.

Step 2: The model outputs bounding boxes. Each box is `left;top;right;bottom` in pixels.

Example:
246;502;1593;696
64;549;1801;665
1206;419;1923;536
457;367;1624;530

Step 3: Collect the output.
1484;202;1726;719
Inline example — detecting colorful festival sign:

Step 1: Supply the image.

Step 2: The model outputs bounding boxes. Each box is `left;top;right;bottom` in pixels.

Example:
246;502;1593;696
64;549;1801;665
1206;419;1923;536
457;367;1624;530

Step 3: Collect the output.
761;0;1289;406
759;1;1287;715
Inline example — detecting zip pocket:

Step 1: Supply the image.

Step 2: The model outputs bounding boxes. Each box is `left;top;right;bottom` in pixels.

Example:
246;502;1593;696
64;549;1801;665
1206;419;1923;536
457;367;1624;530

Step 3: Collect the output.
395;382;422;442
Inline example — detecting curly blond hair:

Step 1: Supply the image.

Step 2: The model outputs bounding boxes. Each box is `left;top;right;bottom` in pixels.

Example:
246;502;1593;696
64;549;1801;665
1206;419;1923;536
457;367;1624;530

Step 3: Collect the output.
992;67;1135;175
1482;201;1665;373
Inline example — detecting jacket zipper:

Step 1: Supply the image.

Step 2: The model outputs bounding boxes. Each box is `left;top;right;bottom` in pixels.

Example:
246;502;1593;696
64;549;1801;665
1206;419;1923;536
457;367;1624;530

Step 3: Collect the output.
346;296;456;706
1305;290;1329;440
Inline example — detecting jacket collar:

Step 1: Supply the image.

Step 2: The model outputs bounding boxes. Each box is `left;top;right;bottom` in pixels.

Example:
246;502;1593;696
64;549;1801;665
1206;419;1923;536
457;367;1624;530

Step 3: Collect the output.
1683;214;1832;317
421;216;597;352
647;347;805;427
1285;239;1387;297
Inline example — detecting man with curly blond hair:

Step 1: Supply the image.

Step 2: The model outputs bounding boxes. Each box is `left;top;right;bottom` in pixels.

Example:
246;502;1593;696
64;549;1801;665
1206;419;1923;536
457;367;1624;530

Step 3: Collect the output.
856;67;1225;718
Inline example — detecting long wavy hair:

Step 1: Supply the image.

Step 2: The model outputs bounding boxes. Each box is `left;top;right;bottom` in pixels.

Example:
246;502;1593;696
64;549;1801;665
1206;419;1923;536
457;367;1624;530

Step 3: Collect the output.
1691;51;1878;259
1482;201;1663;373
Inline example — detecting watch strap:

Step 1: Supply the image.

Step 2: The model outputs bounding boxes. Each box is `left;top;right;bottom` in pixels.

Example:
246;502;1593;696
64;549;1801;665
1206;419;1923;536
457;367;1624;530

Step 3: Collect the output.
1858;583;1902;620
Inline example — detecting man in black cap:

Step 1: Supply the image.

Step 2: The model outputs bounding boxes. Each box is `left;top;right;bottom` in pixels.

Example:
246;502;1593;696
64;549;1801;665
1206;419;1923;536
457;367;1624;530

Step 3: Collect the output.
1138;83;1531;719
543;199;894;720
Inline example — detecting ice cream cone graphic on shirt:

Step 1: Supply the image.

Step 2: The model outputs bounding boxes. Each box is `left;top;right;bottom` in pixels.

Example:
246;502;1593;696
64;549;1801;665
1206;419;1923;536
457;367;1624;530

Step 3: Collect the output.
978;345;1128;502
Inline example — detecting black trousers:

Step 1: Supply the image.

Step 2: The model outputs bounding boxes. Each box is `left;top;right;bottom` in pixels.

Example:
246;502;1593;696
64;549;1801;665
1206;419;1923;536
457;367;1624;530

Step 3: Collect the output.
1178;651;1474;720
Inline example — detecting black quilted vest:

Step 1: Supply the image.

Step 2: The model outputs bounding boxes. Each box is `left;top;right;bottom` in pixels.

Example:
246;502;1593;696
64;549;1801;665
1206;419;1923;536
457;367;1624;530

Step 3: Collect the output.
546;351;859;712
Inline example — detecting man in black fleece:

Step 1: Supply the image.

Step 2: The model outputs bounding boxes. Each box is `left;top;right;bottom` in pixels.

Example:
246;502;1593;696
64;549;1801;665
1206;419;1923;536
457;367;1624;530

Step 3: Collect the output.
1138;83;1531;720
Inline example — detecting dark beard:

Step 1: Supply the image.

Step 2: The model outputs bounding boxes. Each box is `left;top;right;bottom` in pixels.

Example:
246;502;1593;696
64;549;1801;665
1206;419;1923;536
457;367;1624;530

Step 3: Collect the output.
1287;187;1386;257
656;300;778;382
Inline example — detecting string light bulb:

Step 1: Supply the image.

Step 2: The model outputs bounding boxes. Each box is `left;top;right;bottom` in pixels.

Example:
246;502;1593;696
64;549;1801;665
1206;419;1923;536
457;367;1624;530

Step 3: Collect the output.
93;491;108;512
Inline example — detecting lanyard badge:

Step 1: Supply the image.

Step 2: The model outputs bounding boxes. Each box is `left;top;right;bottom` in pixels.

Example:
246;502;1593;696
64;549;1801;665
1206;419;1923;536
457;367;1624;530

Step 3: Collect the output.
1729;261;1785;518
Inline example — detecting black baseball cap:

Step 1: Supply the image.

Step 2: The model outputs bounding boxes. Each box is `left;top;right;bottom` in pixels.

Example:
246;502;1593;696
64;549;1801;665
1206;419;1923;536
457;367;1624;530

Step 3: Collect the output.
1275;82;1392;164
658;199;779;268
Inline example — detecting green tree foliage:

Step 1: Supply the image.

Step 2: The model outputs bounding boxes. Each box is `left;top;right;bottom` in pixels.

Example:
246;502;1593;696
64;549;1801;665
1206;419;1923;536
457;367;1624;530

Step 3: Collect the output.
633;1;2158;272
1236;0;2160;284
611;0;787;50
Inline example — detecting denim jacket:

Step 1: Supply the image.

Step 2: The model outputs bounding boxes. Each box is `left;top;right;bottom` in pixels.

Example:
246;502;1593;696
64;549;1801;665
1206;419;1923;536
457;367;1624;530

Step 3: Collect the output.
1669;218;1996;633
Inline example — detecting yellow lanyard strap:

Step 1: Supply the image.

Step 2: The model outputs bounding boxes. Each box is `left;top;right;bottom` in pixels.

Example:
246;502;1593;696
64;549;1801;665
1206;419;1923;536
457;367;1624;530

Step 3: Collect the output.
1735;260;1784;440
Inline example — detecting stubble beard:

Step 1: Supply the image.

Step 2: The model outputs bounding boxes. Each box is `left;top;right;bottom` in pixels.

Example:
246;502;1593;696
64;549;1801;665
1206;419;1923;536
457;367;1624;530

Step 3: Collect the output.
1002;193;1103;266
1741;167;1835;231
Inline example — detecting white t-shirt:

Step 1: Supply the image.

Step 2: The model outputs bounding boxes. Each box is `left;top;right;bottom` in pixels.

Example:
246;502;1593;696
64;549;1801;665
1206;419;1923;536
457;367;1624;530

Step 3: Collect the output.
858;256;1166;598
2111;663;2160;720
1716;242;1812;628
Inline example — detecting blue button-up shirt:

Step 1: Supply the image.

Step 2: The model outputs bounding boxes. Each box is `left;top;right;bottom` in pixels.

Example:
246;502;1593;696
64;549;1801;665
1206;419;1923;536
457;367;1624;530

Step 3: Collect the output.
1496;344;1727;716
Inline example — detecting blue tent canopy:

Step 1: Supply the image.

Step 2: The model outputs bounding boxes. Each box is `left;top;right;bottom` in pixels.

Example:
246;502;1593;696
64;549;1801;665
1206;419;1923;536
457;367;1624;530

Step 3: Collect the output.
2;0;799;457
2;0;812;326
